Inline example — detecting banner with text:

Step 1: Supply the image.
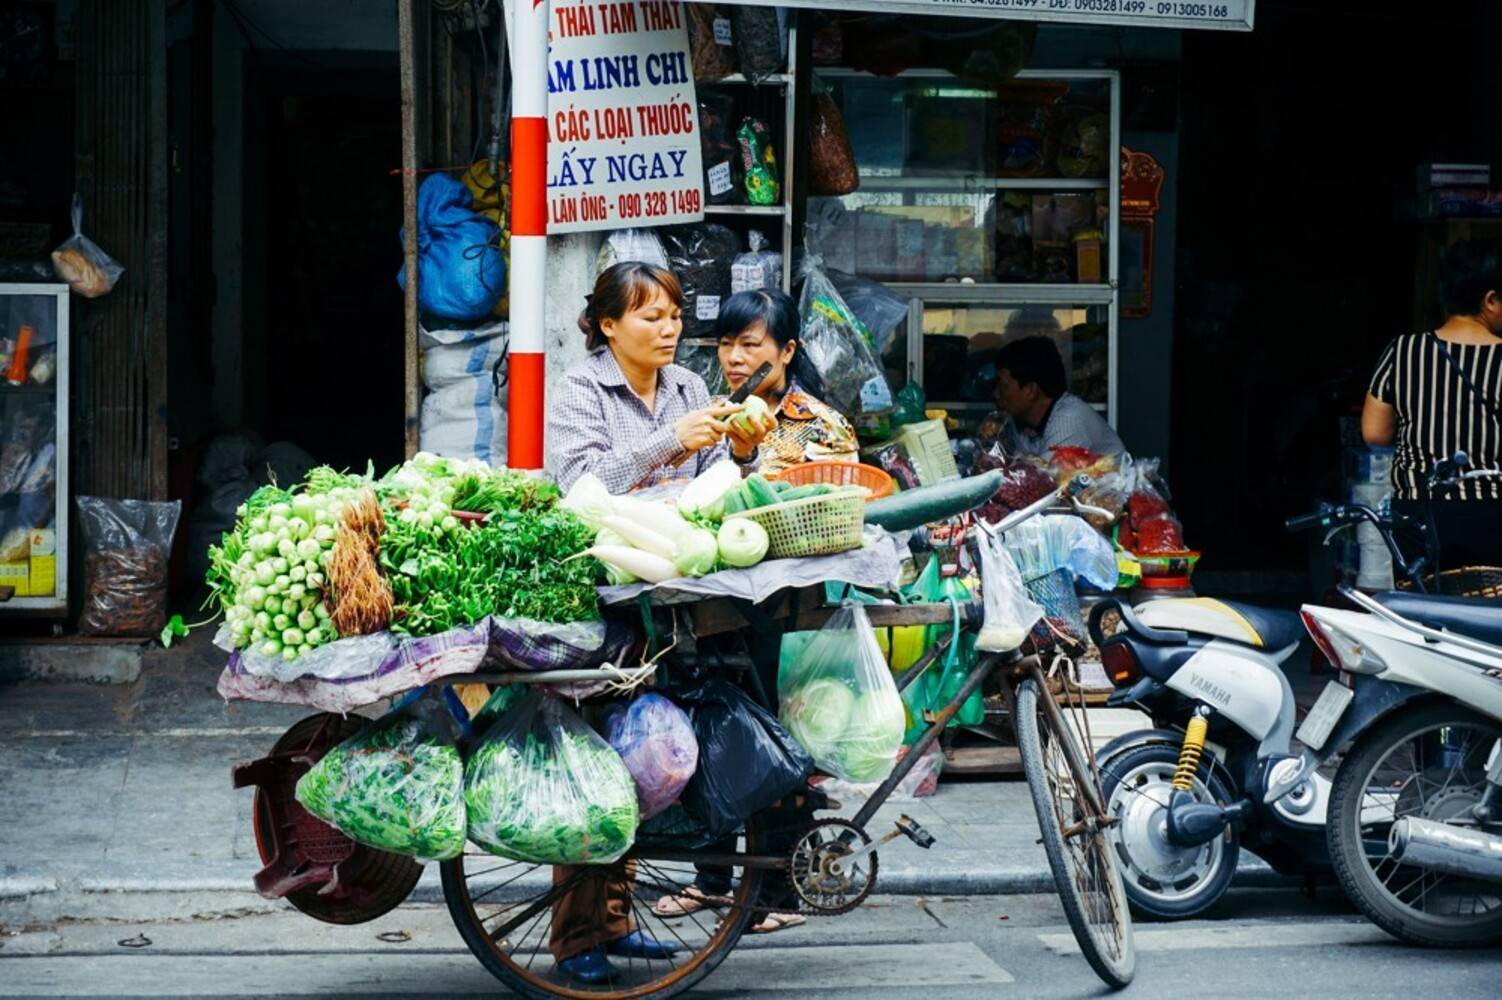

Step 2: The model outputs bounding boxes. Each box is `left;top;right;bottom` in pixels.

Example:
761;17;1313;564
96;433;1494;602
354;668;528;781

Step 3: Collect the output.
712;0;1253;32
547;1;705;233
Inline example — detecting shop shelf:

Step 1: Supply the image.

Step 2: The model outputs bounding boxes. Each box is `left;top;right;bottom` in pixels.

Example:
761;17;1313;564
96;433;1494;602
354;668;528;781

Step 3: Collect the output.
855;176;1109;191
703;204;788;217
702;73;791;86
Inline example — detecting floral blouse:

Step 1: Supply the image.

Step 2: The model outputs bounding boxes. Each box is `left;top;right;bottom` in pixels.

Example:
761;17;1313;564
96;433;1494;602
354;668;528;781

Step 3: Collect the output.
722;382;858;477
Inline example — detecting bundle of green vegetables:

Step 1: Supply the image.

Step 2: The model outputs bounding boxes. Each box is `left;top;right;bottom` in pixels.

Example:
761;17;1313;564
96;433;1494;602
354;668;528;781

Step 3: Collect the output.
560;462;771;584
295;703;466;861
207;454;602;659
465;692;639;865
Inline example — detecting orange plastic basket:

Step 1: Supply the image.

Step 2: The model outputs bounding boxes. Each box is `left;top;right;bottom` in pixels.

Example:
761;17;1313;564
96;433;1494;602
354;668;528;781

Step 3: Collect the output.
769;461;895;501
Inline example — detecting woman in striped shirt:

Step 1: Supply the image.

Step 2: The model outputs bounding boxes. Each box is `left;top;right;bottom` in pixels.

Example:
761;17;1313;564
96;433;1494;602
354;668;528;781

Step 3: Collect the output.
1363;239;1502;565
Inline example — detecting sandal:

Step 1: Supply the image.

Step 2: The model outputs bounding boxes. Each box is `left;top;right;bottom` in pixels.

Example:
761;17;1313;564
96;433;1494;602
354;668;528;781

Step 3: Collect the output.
652;886;732;919
748;912;807;934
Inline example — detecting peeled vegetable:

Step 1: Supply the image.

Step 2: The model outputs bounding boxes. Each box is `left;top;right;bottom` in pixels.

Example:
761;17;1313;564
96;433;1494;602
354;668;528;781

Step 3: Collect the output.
717;518;769;567
673;527;720;577
602;515;677;561
586;545;680;584
729;394;771;435
677;460;743;522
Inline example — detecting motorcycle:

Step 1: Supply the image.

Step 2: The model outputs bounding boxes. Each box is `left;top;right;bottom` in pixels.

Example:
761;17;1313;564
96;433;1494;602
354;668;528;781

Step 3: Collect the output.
1288;453;1502;947
1087;590;1330;919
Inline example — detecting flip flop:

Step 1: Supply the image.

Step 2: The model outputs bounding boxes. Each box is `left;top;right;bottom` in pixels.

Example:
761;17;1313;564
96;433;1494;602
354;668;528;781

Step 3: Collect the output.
652;886;732;919
748;912;807;934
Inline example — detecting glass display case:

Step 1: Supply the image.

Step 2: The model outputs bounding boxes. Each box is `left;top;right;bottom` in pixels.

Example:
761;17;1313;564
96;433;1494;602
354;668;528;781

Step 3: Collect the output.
811;68;1120;429
0;284;69;614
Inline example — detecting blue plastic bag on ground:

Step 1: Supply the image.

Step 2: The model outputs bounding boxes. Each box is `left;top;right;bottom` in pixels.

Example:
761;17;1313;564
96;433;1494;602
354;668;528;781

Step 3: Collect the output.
602;693;700;820
398;174;505;321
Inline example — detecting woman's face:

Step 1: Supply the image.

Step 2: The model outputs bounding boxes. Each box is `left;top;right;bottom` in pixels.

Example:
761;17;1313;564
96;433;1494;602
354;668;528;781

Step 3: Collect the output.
601;285;683;371
718;320;795;398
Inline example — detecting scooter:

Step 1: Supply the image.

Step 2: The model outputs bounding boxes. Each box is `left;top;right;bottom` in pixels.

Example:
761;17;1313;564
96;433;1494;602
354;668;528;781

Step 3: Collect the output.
1283;454;1502;946
1088;590;1332;919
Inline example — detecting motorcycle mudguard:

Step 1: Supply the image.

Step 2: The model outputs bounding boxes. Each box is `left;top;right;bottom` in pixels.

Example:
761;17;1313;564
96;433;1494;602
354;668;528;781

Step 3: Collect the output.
1093;727;1238;792
1313;673;1435;763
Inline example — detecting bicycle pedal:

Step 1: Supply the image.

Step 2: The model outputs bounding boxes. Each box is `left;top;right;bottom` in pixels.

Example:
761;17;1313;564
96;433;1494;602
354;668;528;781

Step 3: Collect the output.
895;815;935;850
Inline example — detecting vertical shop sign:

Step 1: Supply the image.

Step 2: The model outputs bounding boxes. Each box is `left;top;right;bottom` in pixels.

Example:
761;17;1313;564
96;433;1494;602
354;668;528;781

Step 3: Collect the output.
547;1;705;233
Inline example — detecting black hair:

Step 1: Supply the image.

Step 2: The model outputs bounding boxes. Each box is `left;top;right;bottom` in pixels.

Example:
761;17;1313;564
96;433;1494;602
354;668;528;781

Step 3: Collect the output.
714;288;827;400
995;336;1068;399
577;262;684;352
1439;240;1502;317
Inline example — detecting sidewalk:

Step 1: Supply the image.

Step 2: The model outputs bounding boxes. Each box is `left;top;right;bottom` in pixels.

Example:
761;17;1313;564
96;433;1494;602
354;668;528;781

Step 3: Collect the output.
0;630;1286;927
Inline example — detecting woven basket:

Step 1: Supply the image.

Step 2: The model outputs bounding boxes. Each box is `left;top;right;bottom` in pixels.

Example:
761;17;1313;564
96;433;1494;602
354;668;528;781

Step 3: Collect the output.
770;461;895;501
722;491;865;560
1398;565;1502;599
1024;567;1087;644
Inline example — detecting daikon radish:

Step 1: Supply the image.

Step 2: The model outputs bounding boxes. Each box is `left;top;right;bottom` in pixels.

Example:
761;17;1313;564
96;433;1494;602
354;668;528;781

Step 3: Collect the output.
586;545;680;584
600;516;678;560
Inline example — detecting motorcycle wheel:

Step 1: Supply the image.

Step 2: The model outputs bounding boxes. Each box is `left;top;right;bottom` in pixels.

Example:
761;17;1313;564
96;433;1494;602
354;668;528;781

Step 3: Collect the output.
1100;742;1240;920
1327;701;1502;947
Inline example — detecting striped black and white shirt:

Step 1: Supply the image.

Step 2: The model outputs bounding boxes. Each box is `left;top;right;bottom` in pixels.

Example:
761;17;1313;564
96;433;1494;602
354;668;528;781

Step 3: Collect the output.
1369;331;1502;501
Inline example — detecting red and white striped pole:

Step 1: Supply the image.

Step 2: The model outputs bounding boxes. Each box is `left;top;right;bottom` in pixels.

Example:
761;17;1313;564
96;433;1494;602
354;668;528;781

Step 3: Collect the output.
508;0;549;469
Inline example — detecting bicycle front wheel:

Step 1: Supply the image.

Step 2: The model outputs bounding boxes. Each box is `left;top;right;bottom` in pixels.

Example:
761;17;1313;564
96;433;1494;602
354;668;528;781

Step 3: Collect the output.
1015;677;1136;988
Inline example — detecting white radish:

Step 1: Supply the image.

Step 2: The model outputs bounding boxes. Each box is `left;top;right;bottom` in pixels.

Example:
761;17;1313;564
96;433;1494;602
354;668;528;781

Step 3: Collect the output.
585;545;680;584
610;497;694;543
600;515;678;560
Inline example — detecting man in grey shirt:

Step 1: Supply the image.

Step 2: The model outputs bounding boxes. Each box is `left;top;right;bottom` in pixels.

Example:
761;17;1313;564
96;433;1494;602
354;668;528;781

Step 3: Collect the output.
993;336;1124;459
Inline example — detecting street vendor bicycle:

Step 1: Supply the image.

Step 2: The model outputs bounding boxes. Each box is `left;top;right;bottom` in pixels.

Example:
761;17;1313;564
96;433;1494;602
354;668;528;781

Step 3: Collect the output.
240;487;1135;997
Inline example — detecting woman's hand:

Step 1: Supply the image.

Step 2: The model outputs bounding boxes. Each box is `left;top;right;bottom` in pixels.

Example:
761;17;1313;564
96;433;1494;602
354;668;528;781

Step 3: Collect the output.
725;406;778;460
675;404;738;453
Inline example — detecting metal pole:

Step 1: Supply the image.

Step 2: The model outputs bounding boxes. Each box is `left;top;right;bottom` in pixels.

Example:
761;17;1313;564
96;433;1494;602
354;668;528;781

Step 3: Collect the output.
507;0;548;469
399;0;421;459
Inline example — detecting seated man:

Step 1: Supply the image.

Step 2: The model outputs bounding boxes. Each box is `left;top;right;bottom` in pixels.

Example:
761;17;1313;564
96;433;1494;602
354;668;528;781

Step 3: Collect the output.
994;336;1123;459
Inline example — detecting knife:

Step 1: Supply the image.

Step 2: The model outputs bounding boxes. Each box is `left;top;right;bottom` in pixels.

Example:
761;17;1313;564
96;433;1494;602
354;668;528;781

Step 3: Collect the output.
668;361;775;468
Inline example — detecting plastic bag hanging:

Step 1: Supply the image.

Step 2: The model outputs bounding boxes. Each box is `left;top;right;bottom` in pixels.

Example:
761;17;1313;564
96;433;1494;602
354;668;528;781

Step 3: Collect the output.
976;526;1044;653
779;604;905;783
464;691;639;865
795;250;885;414
602;693;700;821
294;693;467;861
51;193;123;298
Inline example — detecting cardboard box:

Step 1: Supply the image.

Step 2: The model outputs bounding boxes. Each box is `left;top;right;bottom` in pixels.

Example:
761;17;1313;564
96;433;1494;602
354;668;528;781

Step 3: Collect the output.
896;419;960;485
29;528;55;598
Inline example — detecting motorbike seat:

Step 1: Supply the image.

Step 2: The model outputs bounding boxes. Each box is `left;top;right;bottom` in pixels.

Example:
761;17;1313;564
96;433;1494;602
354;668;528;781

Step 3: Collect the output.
1135;598;1305;652
1372;591;1502;647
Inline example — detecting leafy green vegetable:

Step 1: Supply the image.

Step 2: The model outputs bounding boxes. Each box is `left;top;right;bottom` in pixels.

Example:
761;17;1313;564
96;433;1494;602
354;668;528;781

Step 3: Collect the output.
295;713;466;861
465;695;639;865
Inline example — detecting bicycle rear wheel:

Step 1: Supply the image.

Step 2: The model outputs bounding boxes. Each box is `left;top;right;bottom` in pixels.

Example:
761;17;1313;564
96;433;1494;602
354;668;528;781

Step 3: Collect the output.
1015;677;1136;988
441;820;766;1000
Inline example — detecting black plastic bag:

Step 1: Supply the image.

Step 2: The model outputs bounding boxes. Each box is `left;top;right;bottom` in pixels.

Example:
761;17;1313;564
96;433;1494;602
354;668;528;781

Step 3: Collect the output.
675;678;812;842
662;224;740;338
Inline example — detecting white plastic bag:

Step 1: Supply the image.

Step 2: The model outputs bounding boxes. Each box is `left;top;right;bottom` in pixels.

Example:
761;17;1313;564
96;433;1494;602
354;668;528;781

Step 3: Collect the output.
976;526;1044;652
778;603;904;782
50;193;123;298
796;256;884;414
731;230;783;293
419;321;508;464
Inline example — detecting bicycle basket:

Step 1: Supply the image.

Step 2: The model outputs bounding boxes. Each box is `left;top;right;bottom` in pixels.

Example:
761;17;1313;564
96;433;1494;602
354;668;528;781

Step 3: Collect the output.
1023;566;1087;646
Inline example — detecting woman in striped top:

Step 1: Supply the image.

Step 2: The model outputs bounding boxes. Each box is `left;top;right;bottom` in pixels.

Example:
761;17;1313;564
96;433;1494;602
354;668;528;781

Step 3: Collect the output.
1363;239;1502;565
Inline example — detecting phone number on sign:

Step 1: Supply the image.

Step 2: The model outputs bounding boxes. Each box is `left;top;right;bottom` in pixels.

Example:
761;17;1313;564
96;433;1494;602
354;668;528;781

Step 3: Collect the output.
617;188;702;221
933;0;1236;19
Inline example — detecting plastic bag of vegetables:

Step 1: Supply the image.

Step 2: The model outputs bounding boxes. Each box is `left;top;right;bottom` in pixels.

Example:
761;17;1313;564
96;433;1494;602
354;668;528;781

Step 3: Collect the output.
675;678;813;843
464;691;639;865
602;694;699;820
778;603;905;783
294;692;467;861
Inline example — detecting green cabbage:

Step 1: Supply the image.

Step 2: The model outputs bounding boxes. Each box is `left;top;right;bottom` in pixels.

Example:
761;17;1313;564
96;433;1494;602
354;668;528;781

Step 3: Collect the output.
830;690;906;782
673;527;720;578
781;677;855;763
294;717;466;861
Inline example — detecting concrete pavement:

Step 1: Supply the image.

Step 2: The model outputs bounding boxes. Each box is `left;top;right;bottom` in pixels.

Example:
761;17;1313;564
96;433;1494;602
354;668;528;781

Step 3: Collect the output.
0;629;1285;929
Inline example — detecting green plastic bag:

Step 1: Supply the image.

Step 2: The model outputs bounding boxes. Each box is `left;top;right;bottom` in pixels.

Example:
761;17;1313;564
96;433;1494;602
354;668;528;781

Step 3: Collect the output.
899;560;986;742
294;694;467;861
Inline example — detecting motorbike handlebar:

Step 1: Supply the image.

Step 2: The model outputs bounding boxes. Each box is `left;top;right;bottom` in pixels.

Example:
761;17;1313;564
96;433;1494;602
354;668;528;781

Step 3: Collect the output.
1284;510;1328;532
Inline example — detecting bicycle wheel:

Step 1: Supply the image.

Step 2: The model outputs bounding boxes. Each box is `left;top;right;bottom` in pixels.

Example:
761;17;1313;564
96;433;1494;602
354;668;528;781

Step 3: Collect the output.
1015;677;1136;988
441;819;766;1000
